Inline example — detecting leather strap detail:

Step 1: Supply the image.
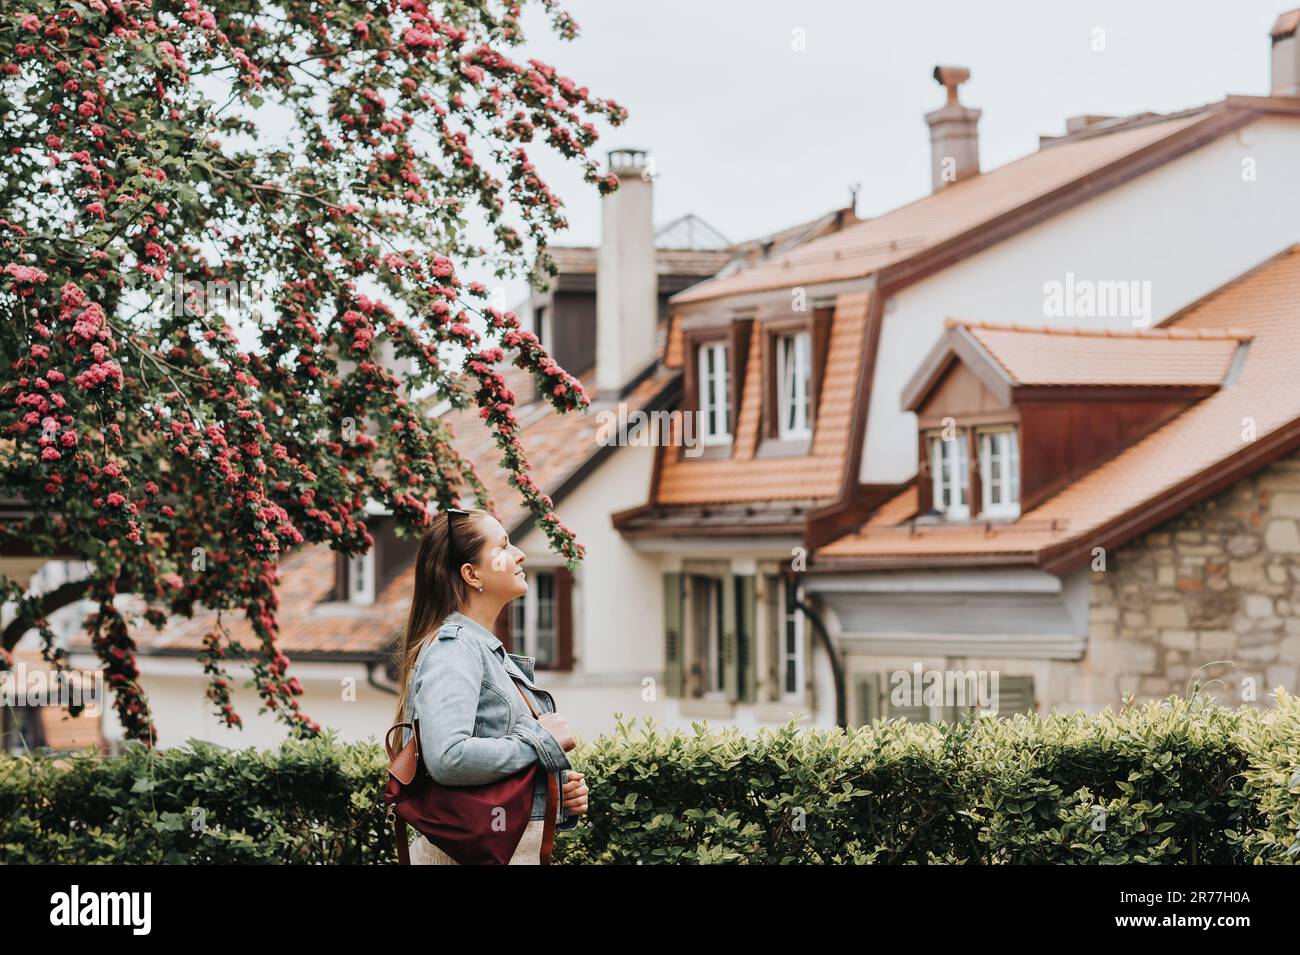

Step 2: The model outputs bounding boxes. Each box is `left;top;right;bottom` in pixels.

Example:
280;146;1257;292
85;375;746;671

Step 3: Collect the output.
510;677;560;865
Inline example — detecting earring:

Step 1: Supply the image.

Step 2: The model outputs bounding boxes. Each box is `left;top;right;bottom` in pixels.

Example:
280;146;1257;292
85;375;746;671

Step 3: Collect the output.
477;585;484;593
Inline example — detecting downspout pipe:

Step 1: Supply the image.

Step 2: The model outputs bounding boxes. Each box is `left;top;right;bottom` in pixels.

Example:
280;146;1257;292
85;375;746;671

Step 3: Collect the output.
794;598;847;729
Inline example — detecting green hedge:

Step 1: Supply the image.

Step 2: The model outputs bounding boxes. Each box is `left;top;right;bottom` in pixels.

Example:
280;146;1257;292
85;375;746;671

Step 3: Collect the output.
2;691;1297;864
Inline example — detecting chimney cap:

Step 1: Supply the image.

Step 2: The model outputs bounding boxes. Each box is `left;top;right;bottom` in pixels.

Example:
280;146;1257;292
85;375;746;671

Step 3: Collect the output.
933;65;971;104
607;148;651;177
1271;8;1300;40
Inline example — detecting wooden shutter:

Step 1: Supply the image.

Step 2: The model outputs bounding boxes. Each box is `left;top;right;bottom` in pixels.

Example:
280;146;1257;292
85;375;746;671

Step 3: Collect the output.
722;572;738;700
554;566;574;671
854;672;881;727
764;574;781;702
736;575;756;702
809;306;833;429
662;573;684;698
995;675;1036;716
882;671;931;723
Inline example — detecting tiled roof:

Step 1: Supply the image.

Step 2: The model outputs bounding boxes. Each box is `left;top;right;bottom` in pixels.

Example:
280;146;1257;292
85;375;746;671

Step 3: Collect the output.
545;245;733;277
961;321;1250;388
650;290;872;505
816;245;1300;568
83;365;678;658
673;109;1217;304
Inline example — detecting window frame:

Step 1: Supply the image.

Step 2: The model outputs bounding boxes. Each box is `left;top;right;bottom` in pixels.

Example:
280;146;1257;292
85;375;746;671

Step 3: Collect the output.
926;428;970;519
779;577;806;703
696;339;732;446
347;550;375;605
978;426;1021;519
775;330;812;441
686;574;727;700
510;569;559;668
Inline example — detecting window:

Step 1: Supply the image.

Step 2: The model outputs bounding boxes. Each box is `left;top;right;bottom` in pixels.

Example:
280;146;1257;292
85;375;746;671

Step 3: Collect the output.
927;430;969;519
688;575;725;699
776;331;811;439
979;428;1020;518
510;570;558;667
780;578;805;701
855;673;1035;725
348;551;375;605
697;341;731;445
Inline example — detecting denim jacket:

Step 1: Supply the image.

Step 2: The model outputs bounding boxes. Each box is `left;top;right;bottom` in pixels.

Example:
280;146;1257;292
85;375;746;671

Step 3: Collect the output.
403;611;578;831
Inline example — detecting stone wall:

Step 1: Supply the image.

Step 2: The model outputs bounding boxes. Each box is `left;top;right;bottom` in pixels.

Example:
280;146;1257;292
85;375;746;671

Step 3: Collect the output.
1084;448;1300;710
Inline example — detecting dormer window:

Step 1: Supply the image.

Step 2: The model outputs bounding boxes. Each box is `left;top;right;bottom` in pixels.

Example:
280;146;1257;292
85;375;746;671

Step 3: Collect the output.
347;550;375;605
776;331;811;440
927;430;970;519
979;428;1020;518
698;340;731;445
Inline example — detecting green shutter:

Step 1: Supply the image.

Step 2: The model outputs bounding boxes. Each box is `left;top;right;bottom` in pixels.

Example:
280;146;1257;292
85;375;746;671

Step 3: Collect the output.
736;575;757;703
993;675;1035;717
854;672;881;727
662;573;684;698
882;670;931;723
764;575;781;702
722;571;738;700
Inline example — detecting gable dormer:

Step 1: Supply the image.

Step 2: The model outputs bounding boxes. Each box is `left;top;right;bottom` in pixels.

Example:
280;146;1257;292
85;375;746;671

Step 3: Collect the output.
901;320;1252;521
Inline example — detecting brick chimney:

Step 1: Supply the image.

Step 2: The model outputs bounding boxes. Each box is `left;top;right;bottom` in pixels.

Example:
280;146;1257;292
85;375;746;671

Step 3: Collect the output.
1271;9;1300;96
925;66;980;191
596;148;658;399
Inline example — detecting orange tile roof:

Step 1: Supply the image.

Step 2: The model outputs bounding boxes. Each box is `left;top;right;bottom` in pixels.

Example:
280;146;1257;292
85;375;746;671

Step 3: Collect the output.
651;290;871;505
960;320;1250;388
816;245;1300;568
674;110;1218;304
85;365;678;658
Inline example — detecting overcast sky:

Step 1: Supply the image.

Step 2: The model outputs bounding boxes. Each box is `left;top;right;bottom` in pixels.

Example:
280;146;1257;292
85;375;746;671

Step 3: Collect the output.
504;0;1287;266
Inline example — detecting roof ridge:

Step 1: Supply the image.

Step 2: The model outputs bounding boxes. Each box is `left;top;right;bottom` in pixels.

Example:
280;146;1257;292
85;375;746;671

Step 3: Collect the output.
951;318;1253;341
1160;243;1300;328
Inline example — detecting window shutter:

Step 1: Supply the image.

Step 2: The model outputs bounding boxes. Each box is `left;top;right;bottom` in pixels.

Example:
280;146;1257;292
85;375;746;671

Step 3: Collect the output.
854;672;881;727
763;575;781;702
554;566;574;671
993;675;1036;717
722;571;738;700
734;575;756;702
881;672;931;723
810;306;833;427
662;573;684;698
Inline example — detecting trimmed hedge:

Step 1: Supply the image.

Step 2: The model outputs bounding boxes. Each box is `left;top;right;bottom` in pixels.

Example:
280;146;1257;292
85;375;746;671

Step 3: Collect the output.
1;691;1297;864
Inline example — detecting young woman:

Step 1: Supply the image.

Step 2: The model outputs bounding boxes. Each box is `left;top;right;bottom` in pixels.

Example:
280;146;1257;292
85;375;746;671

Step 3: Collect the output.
390;506;590;865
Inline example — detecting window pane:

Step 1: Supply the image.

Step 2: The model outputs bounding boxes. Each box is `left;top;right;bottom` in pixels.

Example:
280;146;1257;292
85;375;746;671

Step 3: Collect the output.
535;572;555;666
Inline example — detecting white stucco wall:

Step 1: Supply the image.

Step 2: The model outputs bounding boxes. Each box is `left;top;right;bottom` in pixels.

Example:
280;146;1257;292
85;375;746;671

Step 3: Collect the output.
861;114;1300;485
80;654;399;752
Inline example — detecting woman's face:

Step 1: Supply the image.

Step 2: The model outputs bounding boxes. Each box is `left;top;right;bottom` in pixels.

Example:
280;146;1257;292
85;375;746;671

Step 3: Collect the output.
466;513;528;602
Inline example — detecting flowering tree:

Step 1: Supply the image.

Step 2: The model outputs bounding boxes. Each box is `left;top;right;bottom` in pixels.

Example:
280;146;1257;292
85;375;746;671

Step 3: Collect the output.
0;0;624;744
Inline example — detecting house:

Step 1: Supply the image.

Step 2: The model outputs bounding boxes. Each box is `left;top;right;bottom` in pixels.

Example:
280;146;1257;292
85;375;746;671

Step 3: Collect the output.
60;150;857;750
813;249;1300;723
614;11;1300;728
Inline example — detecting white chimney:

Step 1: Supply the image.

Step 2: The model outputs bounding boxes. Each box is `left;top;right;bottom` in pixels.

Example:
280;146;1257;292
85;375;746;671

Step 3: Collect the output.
1271;9;1300;96
925;66;980;192
596;148;657;399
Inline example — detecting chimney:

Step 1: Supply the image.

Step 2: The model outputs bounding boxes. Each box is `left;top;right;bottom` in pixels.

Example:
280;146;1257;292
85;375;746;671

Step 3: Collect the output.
596;148;658;400
925;66;981;191
1271;9;1300;96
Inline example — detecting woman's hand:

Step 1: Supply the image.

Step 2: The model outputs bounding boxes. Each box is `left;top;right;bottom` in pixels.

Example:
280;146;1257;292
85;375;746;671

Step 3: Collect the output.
562;770;589;816
536;712;576;751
